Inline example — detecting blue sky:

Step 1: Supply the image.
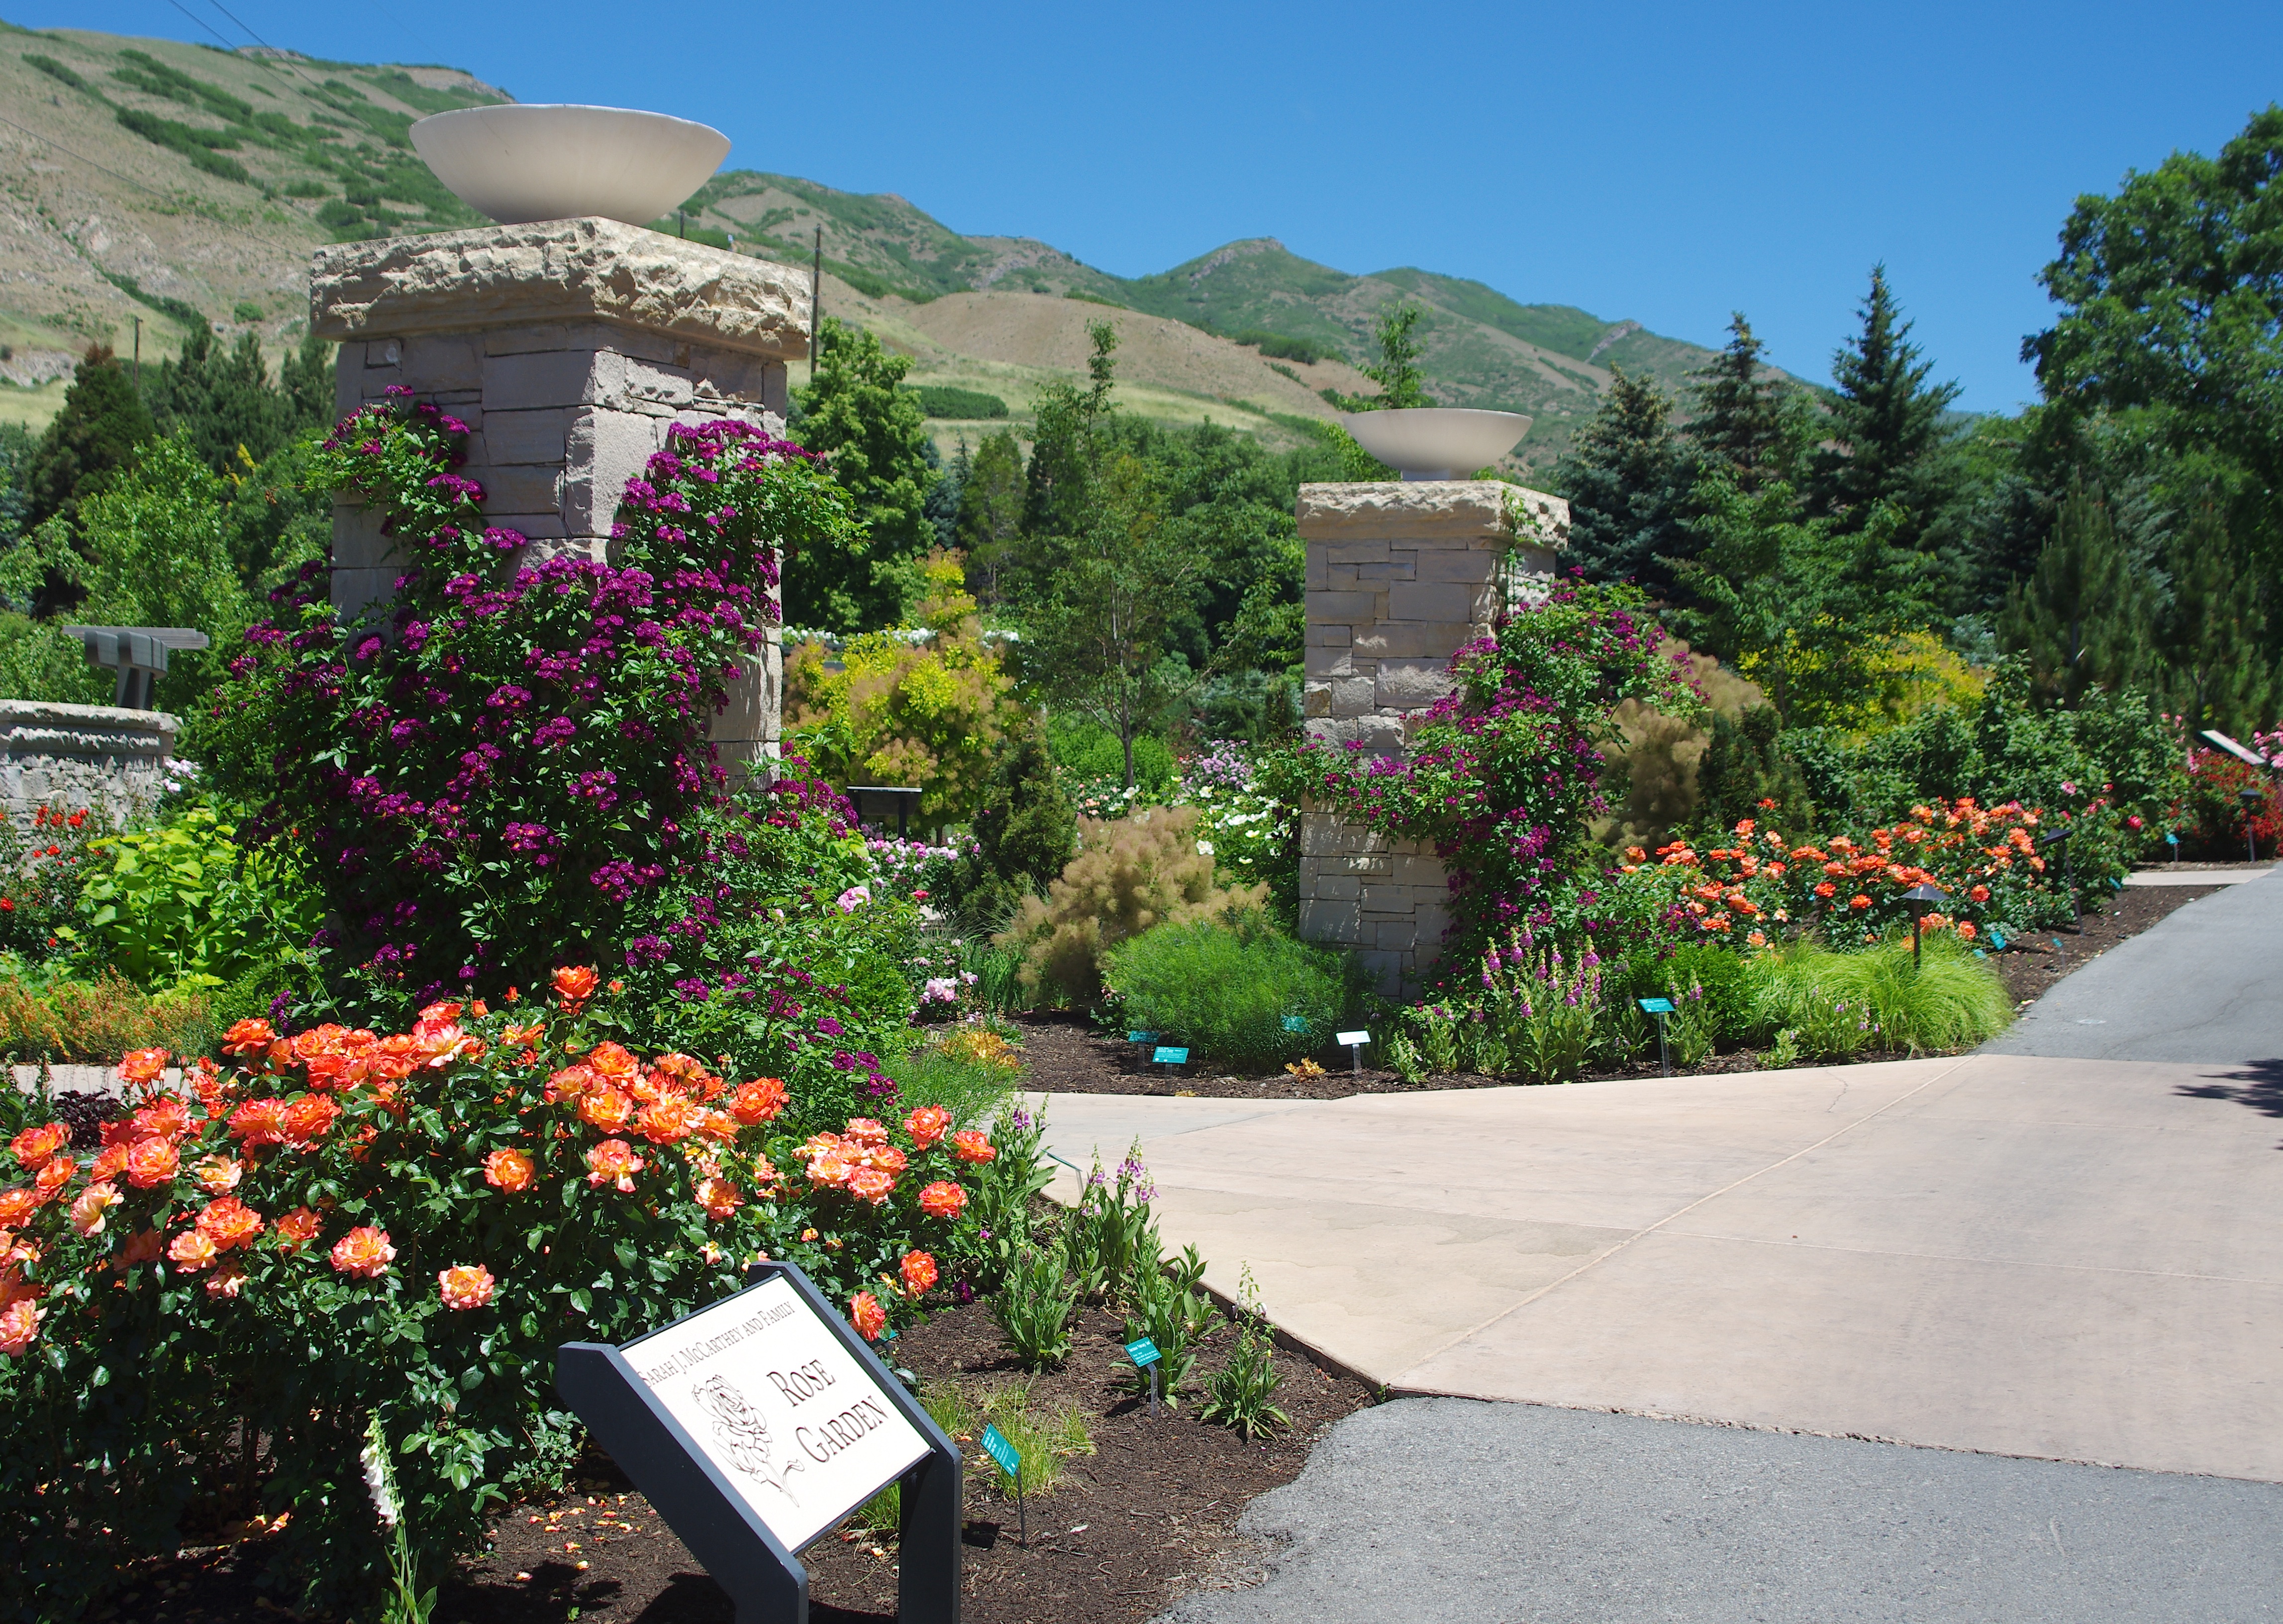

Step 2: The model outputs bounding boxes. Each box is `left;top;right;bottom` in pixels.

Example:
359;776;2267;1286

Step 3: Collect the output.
42;0;2283;411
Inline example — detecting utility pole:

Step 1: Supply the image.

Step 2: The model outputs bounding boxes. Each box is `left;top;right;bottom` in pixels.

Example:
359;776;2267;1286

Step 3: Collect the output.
132;315;141;390
808;225;822;373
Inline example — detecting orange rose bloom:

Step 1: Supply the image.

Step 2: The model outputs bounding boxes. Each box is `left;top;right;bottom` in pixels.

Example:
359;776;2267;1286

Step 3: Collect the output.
124;1137;179;1189
585;1138;645;1192
847;1168;895;1204
88;1144;130;1183
194;1155;244;1195
33;1157;75;1200
695;1176;742;1219
197;1196;265;1251
587;1041;639;1084
0;1190;36;1229
227;1098;290;1147
118;1048;171;1085
274;1207;321;1251
579;1089;635;1134
1969;884;1991;903
848;1290;887;1340
205;1259;247;1299
117;1229;165;1268
438;1264;496;1310
917;1180;966;1219
552;964;599;1010
807;1153;855;1189
9;1123;68;1172
862;1144;907;1177
329;1225;396;1278
1957;921;1978;940
900;1250;938;1296
282;1094;340;1147
0;1297;41;1356
636;1096;698;1145
728;1077;787;1125
903;1106;950;1149
485;1148;535;1193
302;1053;349;1092
133;1099;193;1142
545;1064;596;1105
948;1130;997;1165
68;1181;120;1237
503;1022;545;1050
167;1229;220;1272
222;1017;277;1057
1850;894;1873;911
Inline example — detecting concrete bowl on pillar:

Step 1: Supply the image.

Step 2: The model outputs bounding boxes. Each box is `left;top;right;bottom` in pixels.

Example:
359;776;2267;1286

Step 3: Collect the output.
409;105;731;228
1339;407;1533;481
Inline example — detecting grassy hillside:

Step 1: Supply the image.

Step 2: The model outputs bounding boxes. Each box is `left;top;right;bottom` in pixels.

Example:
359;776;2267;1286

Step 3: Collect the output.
0;23;1785;473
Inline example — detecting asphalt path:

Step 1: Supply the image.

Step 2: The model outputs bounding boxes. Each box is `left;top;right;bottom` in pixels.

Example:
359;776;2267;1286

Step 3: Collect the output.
1984;870;2280;1062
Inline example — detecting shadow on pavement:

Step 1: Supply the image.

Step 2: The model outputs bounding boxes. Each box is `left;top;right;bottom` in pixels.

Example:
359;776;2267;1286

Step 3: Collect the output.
2175;1059;2283;1141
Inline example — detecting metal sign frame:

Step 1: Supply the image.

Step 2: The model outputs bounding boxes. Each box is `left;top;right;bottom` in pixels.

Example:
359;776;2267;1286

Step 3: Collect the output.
557;1260;961;1624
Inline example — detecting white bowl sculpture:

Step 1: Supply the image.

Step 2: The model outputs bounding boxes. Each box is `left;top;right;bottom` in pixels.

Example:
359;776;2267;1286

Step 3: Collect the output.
1339;407;1533;480
409;105;731;228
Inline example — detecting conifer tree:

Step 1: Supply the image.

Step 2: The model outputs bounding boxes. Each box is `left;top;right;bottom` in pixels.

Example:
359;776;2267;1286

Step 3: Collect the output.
957;429;1026;606
25;346;153;527
2157;505;2280;735
1554;367;1689;594
1684;314;1791;490
1996;478;2156;707
1811;267;1963;551
1359;303;1432;409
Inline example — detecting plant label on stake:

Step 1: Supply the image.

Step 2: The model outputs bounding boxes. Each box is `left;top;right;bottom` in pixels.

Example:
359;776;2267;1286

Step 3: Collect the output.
1281;1016;1309;1033
1126;1336;1163;1416
1336;1030;1369;1077
1128;1031;1157;1044
982;1422;1025;1546
1152;1046;1189;1067
1637;998;1675;1076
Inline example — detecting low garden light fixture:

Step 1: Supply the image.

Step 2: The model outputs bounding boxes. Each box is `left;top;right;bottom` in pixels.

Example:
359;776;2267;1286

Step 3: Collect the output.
1903;883;1948;971
2242;787;2265;863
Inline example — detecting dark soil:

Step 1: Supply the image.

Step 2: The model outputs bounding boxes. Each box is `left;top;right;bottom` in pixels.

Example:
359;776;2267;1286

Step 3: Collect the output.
1019;878;2232;1101
106;1299;1373;1624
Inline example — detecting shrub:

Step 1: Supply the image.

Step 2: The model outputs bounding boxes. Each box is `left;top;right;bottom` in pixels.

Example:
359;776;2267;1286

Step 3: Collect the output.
70;802;322;989
1754;935;2013;1054
2171;737;2282;857
937;733;1078;933
904;385;1008;420
1000;808;1267;1004
0;979;1040;1618
206;393;855;1011
1104;914;1356;1072
0;803;108;964
0;971;212;1062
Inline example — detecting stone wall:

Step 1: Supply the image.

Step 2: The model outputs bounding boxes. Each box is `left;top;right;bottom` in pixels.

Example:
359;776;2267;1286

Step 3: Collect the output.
0;701;179;825
1296;480;1568;994
311;216;811;778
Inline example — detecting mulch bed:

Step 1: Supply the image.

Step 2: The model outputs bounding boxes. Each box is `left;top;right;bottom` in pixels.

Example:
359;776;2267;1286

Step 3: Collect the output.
1018;878;2232;1102
109;1299;1373;1624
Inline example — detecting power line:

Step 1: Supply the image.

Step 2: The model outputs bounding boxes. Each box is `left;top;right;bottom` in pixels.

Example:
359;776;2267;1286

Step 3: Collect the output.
196;0;327;92
0;112;176;199
159;0;240;54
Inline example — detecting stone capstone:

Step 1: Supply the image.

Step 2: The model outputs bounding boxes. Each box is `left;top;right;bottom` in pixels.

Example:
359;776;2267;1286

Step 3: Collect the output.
0;701;178;824
309;216;810;363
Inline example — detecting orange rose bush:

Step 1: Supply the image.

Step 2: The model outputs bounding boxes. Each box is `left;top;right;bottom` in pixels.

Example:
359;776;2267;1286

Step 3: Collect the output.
0;976;1039;1618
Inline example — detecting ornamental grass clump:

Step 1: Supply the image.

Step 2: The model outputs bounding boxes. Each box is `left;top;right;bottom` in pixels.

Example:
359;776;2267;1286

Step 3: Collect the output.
1754;935;2012;1055
1103;913;1357;1072
1000;807;1267;1004
0;970;1032;1619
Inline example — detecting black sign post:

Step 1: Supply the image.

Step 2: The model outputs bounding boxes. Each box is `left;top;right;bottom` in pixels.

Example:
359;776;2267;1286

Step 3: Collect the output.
557;1261;961;1624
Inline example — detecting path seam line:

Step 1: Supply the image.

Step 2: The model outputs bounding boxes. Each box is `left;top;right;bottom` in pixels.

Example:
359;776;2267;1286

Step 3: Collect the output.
1389;1055;1976;1380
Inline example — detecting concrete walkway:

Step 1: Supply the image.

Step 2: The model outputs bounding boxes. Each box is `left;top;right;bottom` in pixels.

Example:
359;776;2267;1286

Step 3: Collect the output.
1986;868;2280;1062
1042;1046;2283;1481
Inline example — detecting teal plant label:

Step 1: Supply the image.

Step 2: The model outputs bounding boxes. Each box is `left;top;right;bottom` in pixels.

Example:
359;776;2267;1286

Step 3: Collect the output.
1152;1046;1190;1064
1638;997;1676;1015
1987;929;2006;949
1281;1016;1309;1032
1125;1337;1162;1368
981;1423;1020;1480
1128;1031;1156;1043
1336;1030;1369;1047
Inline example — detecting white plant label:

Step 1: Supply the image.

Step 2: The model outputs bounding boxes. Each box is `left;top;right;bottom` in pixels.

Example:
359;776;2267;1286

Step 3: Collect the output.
626;1274;929;1552
1337;1030;1371;1047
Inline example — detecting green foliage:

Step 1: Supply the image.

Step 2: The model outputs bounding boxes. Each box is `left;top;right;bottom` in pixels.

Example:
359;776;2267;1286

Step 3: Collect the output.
1050;717;1177;795
989;1223;1079;1370
1997;478;2157;708
955;428;1025;605
2153;505;2280;737
1200;1265;1288;1440
1555;366;1690;594
792;317;940;630
70;802;322;990
959;1379;1093;1499
142;321;336;476
1120;1247;1210;1408
24;53;90;93
939;733;1079;932
26;346;153;528
1684;314;1807;493
1754;935;2013;1055
0;971;214;1063
1064;1142;1163;1307
1696;704;1816;833
1227;328;1330;364
113;106;254;183
1103;915;1357;1072
0;608;108;704
961;1100;1052;1292
1355;302;1432;410
905;384;1007;419
1809;266;1964;564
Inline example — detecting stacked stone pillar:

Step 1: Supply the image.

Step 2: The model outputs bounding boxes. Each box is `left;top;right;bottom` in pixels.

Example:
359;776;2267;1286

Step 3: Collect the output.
1297;481;1569;994
309;216;811;777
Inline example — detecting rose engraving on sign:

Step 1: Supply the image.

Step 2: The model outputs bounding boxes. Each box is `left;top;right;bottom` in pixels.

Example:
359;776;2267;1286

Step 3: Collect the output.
690;1375;805;1503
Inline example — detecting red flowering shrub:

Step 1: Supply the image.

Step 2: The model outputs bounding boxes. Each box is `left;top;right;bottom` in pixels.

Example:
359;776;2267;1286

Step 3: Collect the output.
205;391;856;1010
0;802;102;962
0;973;1032;1616
2169;737;2282;858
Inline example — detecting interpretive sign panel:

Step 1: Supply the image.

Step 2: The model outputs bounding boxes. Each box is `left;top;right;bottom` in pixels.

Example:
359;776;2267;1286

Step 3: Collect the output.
624;1272;931;1552
559;1262;961;1624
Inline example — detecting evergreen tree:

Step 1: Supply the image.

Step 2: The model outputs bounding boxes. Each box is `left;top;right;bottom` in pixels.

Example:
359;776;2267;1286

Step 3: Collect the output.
2157;505;2280;735
0;423;35;546
1683;314;1792;490
141;323;335;475
920;439;960;550
1996;478;2157;708
942;730;1078;931
1022;320;1118;538
25;346;154;526
1554;367;1690;593
789;316;939;630
957;428;1026;605
1811;266;1963;555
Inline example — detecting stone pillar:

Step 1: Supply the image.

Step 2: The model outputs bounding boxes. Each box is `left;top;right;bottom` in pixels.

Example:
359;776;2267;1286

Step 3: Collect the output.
309;216;811;778
0;701;179;826
1296;480;1569;995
